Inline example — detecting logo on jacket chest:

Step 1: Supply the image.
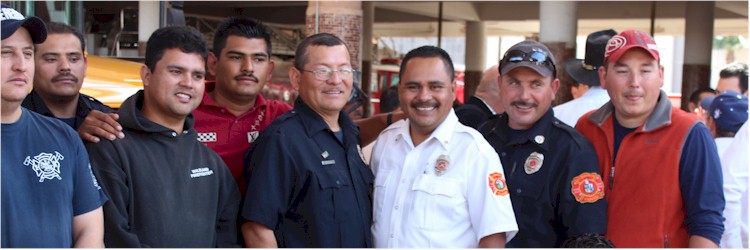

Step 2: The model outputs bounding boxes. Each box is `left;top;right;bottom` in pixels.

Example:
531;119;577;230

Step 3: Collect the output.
190;167;214;178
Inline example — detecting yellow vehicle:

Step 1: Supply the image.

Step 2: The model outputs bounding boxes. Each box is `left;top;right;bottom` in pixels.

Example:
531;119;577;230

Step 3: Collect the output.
80;55;143;109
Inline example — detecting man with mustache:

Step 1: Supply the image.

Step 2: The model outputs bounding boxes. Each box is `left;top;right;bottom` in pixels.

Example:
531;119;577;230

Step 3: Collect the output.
576;30;724;248
22;22;124;143
370;46;518;248
241;33;373;247
477;40;607;247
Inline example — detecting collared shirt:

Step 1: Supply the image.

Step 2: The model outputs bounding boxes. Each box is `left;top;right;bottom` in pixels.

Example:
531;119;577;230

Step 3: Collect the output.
193;82;292;194
241;98;373;248
479;109;607;247
22;90;115;130
553;87;610;127
719;122;749;248
371;110;518;248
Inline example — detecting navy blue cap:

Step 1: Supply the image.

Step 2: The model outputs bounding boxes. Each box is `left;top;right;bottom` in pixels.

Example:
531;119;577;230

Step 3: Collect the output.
1;4;47;43
701;91;749;133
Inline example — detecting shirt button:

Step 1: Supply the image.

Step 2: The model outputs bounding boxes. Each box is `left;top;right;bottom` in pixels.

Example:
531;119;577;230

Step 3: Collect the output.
501;152;506;157
171;132;177;137
390;234;394;238
516;188;522;193
220;109;225;113
336;180;341;185
394;205;399;210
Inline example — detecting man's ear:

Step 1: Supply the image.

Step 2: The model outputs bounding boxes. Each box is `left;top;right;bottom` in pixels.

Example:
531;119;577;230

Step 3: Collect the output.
207;52;218;77
598;66;607;89
266;60;275;81
551;78;560;100
140;65;151;88
289;67;301;90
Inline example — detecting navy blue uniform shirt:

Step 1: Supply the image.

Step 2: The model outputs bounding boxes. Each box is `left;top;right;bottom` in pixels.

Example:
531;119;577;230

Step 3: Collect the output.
22;90;115;129
241;98;374;248
478;109;607;247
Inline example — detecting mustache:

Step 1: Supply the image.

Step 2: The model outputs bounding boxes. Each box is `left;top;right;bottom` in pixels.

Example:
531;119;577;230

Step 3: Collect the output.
51;73;78;83
510;100;538;108
411;100;439;108
234;73;259;82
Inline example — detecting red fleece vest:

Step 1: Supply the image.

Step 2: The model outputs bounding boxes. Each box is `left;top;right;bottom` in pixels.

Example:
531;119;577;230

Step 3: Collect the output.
577;107;698;247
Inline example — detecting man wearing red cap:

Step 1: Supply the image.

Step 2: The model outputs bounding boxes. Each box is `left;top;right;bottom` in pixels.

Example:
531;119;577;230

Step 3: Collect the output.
576;29;725;247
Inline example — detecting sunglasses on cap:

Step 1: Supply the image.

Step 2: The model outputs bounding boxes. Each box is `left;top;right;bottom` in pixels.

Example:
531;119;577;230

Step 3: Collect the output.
501;49;557;74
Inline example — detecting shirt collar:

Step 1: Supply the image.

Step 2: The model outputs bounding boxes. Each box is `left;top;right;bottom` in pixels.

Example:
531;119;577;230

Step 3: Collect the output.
474;96;496;115
588;90;672;132
397;109;458;149
294;97;357;141
201;81;268;112
492;109;554;151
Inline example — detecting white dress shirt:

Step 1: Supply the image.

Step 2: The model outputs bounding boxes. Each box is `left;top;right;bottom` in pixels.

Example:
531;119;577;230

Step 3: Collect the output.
553;87;610;127
370;110;518;248
719;122;749;248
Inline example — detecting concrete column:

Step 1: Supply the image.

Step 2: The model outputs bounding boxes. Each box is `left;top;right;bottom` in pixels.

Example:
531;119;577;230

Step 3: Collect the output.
681;1;714;111
305;1;363;69
361;1;374;117
539;1;578;105
138;1;160;56
464;21;486;102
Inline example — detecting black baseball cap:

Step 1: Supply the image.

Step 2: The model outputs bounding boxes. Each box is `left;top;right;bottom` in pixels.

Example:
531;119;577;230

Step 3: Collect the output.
499;40;556;78
1;4;47;43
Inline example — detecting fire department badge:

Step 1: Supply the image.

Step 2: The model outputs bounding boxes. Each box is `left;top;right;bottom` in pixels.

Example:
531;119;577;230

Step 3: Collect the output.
571;172;605;203
24;151;64;182
434;154;450;176
524;152;544;174
488;172;509;196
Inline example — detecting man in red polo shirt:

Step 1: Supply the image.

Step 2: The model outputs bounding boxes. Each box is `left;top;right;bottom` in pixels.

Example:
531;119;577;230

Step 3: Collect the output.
193;17;291;194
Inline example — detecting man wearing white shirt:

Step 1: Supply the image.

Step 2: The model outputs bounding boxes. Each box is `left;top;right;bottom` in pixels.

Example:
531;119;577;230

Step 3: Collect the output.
702;91;748;248
554;29;616;127
370;46;518;248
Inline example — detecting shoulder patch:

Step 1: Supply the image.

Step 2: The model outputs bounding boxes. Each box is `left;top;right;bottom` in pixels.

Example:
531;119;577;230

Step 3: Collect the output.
571;172;605;203
488;172;509;196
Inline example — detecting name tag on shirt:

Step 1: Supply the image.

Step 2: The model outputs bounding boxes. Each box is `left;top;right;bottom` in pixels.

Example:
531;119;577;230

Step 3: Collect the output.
322;160;336;165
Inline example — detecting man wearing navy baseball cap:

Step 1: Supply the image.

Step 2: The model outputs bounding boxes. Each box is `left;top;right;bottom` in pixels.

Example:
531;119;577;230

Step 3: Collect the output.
576;29;724;247
477;40;607;247
1;4;108;248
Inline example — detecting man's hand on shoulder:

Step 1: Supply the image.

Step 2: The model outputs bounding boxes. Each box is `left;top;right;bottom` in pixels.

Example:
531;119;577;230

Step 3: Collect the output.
78;110;125;143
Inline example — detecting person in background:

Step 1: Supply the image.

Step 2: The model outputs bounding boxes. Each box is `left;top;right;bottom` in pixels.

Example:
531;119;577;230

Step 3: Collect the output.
716;62;748;95
553;29;616;127
1;4;107;247
478;40;607;247
456;65;503;128
688;87;717;125
576;29;724;247
718;121;749;248
22;22;124;143
701;91;748;248
86;26;240;247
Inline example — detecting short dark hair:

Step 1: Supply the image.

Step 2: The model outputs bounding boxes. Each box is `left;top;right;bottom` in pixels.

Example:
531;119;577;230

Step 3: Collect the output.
144;26;208;72
213;16;272;58
294;33;348;70
720;63;749;93
45;22;85;52
689;87;716;106
562;234;615;248
380;85;400;113
399;45;455;82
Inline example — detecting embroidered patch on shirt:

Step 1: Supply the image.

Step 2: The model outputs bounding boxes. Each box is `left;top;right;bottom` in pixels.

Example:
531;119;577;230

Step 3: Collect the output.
24;151;64;182
571;172;605;203
488;172;509;196
197;132;217;142
247;131;259;143
190;167;214;178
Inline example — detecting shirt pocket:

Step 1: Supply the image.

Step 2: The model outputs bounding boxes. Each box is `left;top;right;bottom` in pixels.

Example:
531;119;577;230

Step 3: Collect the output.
410;174;466;230
315;169;351;224
373;169;392;222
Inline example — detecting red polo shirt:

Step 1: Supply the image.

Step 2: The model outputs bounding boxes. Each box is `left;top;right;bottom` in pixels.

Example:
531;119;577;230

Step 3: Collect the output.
194;82;292;194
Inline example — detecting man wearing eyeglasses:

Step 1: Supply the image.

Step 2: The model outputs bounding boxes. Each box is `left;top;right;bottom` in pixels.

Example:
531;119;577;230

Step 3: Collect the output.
240;33;373;248
576;30;724;248
477;40;607;247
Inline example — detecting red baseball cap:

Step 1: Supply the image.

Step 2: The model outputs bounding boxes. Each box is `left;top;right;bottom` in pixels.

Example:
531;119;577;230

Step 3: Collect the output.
603;29;659;64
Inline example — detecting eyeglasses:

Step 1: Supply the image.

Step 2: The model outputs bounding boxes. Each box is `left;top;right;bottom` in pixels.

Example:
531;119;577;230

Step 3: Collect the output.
501;49;556;73
300;68;356;81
